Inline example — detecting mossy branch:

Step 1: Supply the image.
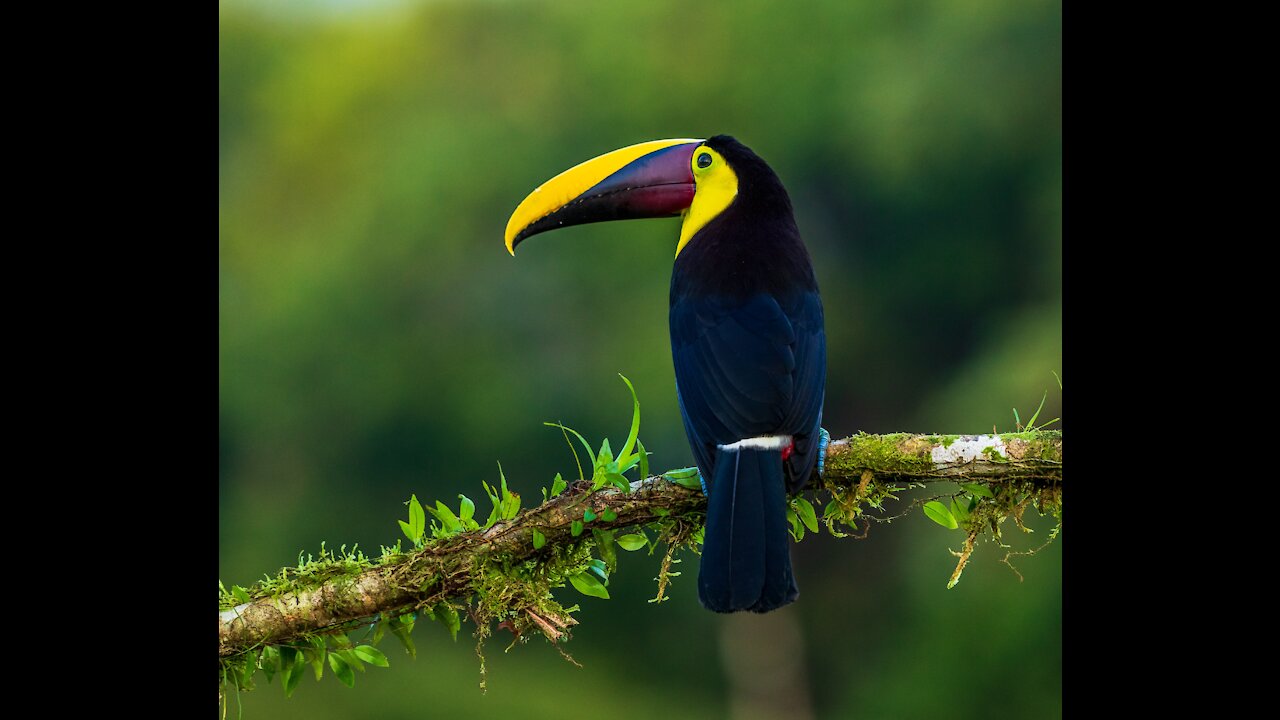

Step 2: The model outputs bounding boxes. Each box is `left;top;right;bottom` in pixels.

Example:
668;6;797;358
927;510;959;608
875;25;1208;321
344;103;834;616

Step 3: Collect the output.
218;430;1060;662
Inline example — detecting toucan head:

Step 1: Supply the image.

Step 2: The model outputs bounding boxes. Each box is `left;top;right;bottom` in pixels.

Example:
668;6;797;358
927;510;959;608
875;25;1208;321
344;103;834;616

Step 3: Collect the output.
505;135;778;258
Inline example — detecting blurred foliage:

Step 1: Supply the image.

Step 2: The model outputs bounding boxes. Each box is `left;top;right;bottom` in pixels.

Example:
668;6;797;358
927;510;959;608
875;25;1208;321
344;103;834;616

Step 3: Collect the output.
220;0;1060;717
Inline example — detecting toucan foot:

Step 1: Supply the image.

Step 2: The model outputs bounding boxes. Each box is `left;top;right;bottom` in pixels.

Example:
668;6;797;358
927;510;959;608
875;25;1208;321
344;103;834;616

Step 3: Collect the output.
816;428;831;476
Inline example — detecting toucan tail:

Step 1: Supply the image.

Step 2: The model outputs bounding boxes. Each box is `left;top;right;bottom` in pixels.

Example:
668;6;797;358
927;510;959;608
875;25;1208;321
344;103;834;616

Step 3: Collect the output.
698;446;798;613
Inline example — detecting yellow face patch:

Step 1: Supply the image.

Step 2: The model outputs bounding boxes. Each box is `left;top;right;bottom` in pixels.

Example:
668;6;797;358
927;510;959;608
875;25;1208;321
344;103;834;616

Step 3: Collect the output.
676;146;738;258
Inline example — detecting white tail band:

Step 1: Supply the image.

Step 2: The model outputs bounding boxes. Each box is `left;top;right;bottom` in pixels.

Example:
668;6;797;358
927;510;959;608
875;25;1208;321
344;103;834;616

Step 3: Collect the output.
717;435;793;452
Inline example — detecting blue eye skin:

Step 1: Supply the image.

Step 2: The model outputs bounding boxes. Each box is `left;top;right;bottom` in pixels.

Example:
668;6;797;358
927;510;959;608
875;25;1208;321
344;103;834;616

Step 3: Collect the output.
697;153;713;169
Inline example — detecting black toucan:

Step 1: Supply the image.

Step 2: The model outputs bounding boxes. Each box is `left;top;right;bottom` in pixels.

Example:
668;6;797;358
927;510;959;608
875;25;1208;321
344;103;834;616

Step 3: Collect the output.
505;136;826;613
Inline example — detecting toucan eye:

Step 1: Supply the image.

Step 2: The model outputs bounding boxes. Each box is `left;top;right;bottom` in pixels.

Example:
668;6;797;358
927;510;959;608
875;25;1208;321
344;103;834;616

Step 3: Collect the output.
697;153;713;169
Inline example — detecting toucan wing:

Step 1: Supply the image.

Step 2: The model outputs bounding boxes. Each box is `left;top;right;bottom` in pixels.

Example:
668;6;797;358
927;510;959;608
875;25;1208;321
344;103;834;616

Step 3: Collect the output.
670;290;825;484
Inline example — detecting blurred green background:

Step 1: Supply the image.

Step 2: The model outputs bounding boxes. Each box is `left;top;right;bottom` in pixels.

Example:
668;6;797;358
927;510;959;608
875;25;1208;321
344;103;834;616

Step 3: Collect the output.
219;0;1061;717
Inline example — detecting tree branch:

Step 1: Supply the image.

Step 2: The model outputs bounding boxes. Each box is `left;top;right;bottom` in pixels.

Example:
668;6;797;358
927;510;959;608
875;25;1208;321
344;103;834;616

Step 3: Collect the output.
218;431;1061;660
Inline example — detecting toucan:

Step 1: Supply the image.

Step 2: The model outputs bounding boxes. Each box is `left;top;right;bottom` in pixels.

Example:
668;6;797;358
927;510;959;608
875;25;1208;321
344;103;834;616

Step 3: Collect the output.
504;136;826;613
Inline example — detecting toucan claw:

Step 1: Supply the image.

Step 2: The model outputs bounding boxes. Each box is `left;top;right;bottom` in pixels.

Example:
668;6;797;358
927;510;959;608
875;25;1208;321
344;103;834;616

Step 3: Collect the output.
816;428;831;477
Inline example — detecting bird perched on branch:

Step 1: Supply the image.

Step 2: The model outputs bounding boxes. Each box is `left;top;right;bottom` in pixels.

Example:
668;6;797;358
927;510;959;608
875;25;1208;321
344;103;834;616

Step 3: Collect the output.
505;136;827;613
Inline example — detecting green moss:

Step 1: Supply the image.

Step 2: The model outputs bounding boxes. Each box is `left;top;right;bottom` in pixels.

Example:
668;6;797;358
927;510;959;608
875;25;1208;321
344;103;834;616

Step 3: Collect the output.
467;537;597;689
1024;437;1061;461
1002;430;1061;449
942;474;1062;588
219;542;382;612
1000;431;1051;441
981;445;1009;463
830;431;935;476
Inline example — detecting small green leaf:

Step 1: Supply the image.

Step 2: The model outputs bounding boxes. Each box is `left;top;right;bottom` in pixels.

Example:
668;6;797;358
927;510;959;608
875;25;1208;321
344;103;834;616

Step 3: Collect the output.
616;374;642;463
571;520;584;537
592;528;616;571
601;508;618;522
239;653;257;688
551;473;567;497
502;493;521;520
458;494;475;522
616;453;639;474
434;602;461;641
307;639;326;680
279;647;300;697
496;466;521;520
652;507;670;517
397;520;415;542
337;649;366;673
260;646;279;684
786;507;804;541
923;501;959;529
428;501;462;533
637;438;650;480
498;462;509;494
664;467;703;489
390;623;416;658
231;585;251;604
587;558;609;583
605;472;630;491
584;508;597;523
961;483;994;499
285;658;306;696
532;529;546;549
794;497;819;533
1026;390;1048;429
408;494;425;542
328;654;355;688
597;437;613;465
353;646;389;668
482;480;502;529
617;533;648;551
950;498;970;524
569;571;611;599
544;422;597;468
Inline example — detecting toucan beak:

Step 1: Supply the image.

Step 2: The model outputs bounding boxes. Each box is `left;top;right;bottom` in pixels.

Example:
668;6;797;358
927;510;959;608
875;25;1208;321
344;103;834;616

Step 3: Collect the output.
504;138;704;254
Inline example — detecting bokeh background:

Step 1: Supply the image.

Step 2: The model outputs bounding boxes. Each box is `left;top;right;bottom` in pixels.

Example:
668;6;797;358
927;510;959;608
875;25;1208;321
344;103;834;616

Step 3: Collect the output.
219;0;1061;717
